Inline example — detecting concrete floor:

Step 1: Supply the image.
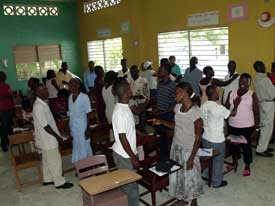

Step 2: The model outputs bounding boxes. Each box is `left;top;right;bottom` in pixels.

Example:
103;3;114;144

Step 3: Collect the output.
0;146;275;206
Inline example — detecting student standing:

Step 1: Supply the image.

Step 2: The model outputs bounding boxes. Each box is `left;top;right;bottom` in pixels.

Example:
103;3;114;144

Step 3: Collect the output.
226;73;260;176
169;55;182;78
182;57;202;96
33;84;73;189
142;61;158;98
83;61;97;94
118;58;133;82
69;78;93;163
253;61;275;157
46;70;59;109
150;82;203;206
155;64;176;160
56;62;73;90
112;78;139;206
0;71;14;152
201;85;240;187
199;66;238;104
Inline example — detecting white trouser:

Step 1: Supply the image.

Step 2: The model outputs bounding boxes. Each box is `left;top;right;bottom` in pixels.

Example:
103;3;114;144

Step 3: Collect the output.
42;148;66;187
256;102;275;153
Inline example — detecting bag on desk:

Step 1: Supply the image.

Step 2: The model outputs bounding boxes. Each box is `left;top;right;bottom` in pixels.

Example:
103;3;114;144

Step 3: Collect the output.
155;159;178;173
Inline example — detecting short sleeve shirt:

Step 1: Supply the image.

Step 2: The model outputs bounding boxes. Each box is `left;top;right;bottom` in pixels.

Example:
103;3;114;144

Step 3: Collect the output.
201;101;230;143
112;103;137;158
0;83;14;111
173;104;201;152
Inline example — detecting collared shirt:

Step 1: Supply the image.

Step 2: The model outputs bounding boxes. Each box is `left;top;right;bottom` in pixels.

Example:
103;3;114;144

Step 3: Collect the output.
182;67;202;96
33;97;60;150
222;73;239;104
118;69;133;82
156;79;176;111
0;82;14;111
83;70;97;92
201;101;231;143
130;76;149;97
56;70;73;90
253;72;275;102
171;64;182;76
112;103;137;158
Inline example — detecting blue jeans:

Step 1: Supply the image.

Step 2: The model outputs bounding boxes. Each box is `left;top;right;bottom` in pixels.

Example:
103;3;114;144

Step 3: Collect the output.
112;151;139;206
202;139;225;187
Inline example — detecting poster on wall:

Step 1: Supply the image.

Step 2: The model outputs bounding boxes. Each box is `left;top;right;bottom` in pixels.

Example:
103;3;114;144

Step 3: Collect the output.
188;11;219;27
120;21;131;33
227;2;248;22
96;28;112;38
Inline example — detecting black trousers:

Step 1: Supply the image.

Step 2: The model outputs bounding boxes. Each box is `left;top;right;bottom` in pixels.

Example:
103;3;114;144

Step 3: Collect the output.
0;110;13;150
155;112;174;160
228;125;254;164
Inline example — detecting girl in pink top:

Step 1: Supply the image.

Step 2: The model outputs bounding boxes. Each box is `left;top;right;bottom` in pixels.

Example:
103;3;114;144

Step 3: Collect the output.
226;73;260;176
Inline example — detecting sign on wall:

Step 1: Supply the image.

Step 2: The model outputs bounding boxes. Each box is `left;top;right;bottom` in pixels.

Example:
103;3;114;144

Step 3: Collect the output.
188;11;219;27
96;28;112;38
120;21;131;34
227;2;248;22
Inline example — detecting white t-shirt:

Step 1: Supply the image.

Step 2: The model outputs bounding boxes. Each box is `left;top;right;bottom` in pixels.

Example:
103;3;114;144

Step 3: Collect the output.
112;103;137;158
117;69;133;83
102;86;116;124
33;98;60;150
201;101;231;143
46;79;58;99
143;70;157;90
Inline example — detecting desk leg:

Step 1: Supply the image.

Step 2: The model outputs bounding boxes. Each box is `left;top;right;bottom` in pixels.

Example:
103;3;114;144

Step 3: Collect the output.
208;159;213;187
151;176;157;206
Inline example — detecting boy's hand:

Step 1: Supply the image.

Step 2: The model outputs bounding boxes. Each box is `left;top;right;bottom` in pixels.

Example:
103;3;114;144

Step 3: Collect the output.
233;96;241;107
131;156;140;170
186;158;194;170
148;118;162;126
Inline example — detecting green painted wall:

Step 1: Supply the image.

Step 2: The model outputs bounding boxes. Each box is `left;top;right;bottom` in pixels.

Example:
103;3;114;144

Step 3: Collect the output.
0;0;81;93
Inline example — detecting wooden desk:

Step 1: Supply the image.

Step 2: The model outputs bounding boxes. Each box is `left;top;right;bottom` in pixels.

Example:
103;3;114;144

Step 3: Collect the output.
79;169;142;196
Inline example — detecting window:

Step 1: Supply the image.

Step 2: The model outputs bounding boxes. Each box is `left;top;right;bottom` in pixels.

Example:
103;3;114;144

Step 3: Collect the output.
158;27;229;79
3;5;59;16
13;44;62;80
87;37;123;72
84;0;121;13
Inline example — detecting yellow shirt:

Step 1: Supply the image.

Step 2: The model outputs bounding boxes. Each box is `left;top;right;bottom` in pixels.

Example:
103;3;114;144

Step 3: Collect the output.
56;71;73;90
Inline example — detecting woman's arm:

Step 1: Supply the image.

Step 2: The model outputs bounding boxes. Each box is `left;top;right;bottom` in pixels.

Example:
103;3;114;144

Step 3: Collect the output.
148;118;175;130
212;74;239;87
186;118;202;170
225;91;232;109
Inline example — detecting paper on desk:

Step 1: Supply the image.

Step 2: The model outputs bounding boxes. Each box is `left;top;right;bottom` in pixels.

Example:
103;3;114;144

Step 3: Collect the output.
13;127;30;133
198;148;213;157
149;165;181;176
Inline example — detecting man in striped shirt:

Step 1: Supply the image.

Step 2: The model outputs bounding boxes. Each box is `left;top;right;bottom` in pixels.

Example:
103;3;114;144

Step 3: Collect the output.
155;64;176;160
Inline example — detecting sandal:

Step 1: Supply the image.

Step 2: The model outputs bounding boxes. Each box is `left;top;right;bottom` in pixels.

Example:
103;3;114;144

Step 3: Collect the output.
243;169;251;176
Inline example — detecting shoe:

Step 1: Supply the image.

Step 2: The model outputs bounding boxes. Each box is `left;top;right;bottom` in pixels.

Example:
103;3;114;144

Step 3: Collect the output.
256;151;273;157
213;180;228;188
266;148;274;153
243;169;251;176
56;182;74;189
43;182;54;186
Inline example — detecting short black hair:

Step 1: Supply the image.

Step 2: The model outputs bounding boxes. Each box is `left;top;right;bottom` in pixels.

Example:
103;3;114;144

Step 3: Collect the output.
130;65;138;71
121;58;127;64
35;83;46;95
113;77;129;98
160;58;169;66
228;60;236;67
206;85;217;98
89;61;94;65
22;99;31;110
272;62;275;69
190;56;198;65
61;62;67;67
253;61;265;72
203;66;213;75
240;73;252;81
161;63;172;74
46;70;55;79
104;71;118;83
0;71;7;82
95;65;103;75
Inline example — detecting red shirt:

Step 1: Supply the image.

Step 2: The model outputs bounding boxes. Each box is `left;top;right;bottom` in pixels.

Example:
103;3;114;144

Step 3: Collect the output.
0;82;14;111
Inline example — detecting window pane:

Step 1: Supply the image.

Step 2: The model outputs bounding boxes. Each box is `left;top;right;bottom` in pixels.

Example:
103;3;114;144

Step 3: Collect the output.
16;62;41;80
190;27;229;79
87;40;105;67
104;37;123;72
40;59;62;77
158;31;189;74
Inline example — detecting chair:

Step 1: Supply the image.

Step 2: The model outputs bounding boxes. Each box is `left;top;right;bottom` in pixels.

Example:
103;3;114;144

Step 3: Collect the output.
75;155;128;206
9;131;42;192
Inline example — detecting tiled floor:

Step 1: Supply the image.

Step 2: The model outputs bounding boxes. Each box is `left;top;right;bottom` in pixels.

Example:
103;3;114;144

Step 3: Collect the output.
1;146;275;206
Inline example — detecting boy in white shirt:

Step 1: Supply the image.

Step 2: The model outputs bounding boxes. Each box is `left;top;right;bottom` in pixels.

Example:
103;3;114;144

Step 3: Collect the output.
201;85;240;188
112;77;139;206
